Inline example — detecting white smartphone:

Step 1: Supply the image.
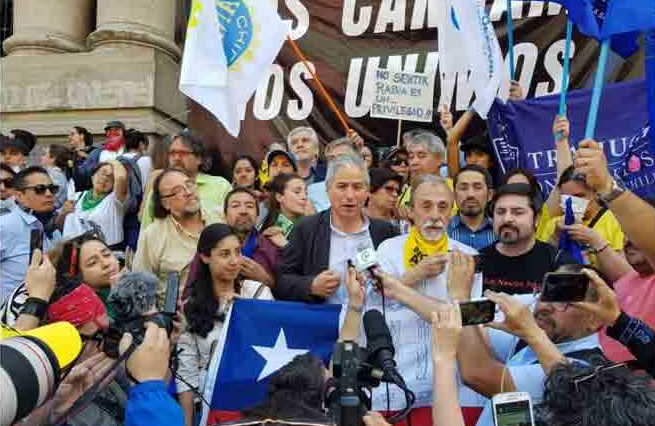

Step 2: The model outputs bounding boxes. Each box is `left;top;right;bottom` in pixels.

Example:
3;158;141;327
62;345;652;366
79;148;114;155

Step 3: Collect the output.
492;392;535;426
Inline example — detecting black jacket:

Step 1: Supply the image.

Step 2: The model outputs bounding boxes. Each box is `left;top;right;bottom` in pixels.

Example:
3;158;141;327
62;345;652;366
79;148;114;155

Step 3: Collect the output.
274;210;398;302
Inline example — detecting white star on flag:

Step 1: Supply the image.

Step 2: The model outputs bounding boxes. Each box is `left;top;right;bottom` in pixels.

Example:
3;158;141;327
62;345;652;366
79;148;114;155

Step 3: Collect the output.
252;329;309;381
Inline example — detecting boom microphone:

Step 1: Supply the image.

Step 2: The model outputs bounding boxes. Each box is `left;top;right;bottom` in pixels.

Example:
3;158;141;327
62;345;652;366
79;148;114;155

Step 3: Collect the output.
363;310;397;373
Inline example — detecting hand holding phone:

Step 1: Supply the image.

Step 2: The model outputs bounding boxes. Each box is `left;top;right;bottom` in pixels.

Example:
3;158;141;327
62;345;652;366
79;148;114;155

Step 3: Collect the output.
484;290;543;341
541;272;589;303
492;392;535;426
459;298;496;326
29;229;43;264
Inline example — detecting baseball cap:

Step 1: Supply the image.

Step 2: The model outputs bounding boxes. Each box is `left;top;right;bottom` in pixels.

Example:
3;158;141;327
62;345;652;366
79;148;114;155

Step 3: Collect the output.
266;150;297;171
369;167;403;193
461;133;494;157
0;135;32;155
104;120;126;131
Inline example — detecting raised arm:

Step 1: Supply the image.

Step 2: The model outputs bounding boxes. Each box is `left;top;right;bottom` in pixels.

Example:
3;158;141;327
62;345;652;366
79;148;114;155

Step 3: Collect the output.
111;160;129;202
575;139;655;267
546;115;574;217
446;109;476;178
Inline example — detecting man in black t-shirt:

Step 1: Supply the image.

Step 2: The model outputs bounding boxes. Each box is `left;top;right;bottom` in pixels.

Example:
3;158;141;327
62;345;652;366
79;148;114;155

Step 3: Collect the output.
480;183;575;294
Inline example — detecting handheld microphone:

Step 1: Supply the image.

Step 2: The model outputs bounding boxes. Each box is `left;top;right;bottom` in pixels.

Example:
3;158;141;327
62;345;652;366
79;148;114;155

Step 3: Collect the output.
355;245;383;292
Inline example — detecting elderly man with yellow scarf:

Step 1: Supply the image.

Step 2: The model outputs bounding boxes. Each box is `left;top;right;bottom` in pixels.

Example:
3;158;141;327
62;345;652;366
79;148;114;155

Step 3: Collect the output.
365;173;486;421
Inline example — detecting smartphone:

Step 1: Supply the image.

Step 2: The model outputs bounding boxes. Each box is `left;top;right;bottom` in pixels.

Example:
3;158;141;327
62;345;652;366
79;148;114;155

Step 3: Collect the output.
460;298;496;326
473;254;484;273
164;272;180;317
29;229;43;264
541;272;589;303
492;392;535;426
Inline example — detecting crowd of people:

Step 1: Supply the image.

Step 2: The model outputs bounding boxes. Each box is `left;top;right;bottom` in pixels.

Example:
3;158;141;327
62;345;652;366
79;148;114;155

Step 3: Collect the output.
1;96;654;426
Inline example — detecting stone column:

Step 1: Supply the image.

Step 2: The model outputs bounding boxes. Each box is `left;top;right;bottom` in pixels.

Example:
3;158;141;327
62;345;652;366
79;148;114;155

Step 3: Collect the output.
3;0;93;55
87;0;181;62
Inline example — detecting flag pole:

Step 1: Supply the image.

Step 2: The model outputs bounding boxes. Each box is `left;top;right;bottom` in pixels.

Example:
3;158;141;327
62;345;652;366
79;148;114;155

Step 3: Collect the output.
396;119;403;147
646;30;655;153
506;0;515;79
286;37;351;134
584;39;610;140
556;19;573;141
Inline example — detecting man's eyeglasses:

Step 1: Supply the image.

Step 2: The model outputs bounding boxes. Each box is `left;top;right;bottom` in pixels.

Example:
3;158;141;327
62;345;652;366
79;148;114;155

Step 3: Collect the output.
161;181;196;199
572;362;628;393
18;184;59;195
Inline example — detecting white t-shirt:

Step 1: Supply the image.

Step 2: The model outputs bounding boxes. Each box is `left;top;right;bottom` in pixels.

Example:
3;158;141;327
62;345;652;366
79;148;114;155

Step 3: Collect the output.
63;191;125;246
365;234;486;410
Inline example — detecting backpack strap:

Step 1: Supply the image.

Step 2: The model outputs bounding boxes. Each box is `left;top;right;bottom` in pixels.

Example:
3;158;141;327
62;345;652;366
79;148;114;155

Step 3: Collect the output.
587;207;608;229
253;283;267;299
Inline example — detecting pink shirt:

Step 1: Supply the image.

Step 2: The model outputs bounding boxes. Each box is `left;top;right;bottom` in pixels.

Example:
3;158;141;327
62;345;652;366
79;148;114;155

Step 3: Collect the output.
600;271;655;362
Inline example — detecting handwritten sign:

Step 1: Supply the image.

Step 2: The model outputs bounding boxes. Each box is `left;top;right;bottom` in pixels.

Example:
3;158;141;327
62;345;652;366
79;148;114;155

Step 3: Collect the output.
370;69;436;122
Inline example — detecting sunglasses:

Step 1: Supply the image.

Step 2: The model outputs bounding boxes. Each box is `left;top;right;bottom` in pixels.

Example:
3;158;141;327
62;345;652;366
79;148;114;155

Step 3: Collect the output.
392;158;409;166
19;184;59;195
0;178;12;187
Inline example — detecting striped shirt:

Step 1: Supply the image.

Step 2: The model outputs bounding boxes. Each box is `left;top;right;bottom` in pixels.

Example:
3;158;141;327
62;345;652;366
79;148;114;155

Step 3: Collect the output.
447;215;496;250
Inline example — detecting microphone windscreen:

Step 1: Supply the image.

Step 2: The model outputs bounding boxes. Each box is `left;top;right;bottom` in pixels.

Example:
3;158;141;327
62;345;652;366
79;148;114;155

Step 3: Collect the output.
108;271;159;318
363;309;394;356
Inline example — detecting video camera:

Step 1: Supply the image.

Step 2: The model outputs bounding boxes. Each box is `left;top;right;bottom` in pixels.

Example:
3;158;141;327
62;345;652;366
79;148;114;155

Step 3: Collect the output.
102;271;179;358
325;310;415;426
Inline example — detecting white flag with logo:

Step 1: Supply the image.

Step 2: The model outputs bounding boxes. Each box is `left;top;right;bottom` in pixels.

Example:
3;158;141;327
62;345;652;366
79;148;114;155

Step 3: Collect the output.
179;0;288;137
438;0;510;118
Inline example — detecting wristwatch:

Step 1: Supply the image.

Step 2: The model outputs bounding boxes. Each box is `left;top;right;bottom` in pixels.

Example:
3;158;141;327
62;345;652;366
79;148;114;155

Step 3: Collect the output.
597;179;626;207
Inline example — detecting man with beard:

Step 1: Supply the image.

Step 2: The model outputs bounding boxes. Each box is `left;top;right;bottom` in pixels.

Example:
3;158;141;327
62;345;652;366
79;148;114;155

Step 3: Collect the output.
140;131;231;229
448;165;495;250
134;168;221;307
367;174;485;424
454;265;606;426
223;187;276;287
479;183;575;294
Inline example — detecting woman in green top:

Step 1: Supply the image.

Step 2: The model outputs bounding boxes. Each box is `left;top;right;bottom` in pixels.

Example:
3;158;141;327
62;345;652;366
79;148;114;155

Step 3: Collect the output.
259;173;309;248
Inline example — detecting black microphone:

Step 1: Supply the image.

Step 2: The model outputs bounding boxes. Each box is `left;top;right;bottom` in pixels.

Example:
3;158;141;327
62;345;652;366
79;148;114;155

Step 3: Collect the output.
363;309;397;372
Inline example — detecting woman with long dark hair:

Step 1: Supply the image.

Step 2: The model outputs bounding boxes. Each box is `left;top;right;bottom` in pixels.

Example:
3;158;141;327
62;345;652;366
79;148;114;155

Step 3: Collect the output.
177;223;273;426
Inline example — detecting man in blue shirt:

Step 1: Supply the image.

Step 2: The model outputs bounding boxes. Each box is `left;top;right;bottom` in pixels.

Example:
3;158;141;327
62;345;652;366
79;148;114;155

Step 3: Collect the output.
448;165;495;250
0;166;62;301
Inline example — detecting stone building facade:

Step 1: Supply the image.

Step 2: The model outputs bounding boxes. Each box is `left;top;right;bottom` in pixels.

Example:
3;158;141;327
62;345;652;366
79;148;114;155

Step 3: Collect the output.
0;0;190;146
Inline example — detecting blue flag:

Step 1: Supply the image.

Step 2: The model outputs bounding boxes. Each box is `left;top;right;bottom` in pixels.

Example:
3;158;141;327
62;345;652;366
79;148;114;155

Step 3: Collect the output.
558;198;585;264
487;79;654;201
552;0;655;38
200;299;342;425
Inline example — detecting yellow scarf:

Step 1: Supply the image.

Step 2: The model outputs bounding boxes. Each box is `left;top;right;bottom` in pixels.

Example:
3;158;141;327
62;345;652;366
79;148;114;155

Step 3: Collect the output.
403;226;449;270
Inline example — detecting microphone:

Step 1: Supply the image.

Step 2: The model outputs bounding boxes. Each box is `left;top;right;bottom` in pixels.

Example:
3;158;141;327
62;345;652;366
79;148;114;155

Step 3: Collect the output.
355;245;383;292
363;310;397;373
108;271;159;320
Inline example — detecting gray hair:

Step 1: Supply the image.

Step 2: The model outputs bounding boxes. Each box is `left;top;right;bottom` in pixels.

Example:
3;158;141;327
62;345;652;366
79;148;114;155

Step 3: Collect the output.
287;127;318;147
409;174;452;206
325;154;369;188
407;131;446;157
325;137;356;157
